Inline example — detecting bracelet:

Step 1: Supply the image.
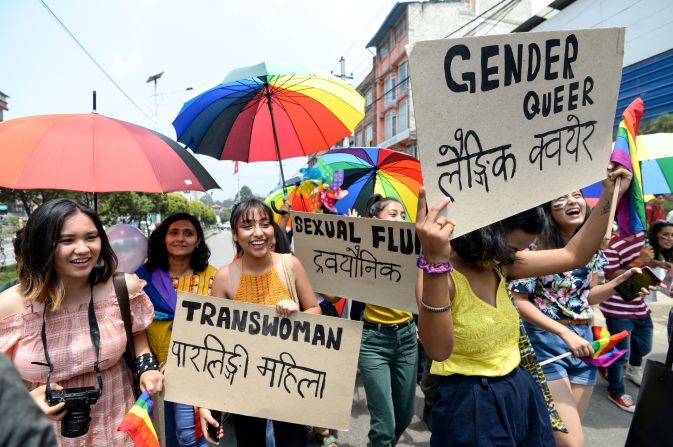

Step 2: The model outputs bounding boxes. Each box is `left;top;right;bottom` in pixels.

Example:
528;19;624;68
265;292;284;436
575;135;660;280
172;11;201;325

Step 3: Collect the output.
420;298;452;313
417;255;453;274
135;353;160;376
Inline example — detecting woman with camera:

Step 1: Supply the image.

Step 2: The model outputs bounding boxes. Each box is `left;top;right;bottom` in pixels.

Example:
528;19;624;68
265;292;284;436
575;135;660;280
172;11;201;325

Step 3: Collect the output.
0;199;163;446
136;212;217;447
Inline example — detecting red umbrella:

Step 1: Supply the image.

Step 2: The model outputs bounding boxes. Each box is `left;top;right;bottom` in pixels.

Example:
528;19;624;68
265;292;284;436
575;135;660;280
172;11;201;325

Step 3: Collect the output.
0;114;220;198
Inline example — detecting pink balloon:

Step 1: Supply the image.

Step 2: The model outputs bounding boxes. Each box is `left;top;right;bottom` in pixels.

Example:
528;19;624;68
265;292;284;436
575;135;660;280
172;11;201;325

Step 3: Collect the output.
107;224;148;273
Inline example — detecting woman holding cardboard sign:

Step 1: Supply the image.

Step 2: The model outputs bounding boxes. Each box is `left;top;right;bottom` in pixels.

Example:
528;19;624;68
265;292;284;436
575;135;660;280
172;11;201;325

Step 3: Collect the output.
415;163;631;446
200;198;319;447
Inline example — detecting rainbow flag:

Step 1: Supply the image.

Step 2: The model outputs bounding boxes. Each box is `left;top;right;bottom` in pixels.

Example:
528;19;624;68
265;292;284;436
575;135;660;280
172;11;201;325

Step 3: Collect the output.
610;97;645;237
117;391;160;447
579;327;629;367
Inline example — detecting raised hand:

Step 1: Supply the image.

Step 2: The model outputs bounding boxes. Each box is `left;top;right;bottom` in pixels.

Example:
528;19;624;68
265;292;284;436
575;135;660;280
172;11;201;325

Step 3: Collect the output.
415;187;455;264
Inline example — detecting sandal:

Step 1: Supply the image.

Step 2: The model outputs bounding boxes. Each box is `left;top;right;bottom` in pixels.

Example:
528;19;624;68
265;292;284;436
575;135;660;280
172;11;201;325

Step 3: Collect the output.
321;434;337;447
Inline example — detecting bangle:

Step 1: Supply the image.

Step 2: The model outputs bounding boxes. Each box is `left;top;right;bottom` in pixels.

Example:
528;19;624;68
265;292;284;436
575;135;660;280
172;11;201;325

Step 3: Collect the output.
420;298;452;313
135;353;160;376
417;255;453;274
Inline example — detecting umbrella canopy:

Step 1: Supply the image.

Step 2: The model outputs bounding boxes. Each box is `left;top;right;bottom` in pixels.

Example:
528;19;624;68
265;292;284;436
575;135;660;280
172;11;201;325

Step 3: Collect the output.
264;179;322;222
172;62;364;193
318;147;423;221
636;133;673;160
0;114;220;193
641;156;673;194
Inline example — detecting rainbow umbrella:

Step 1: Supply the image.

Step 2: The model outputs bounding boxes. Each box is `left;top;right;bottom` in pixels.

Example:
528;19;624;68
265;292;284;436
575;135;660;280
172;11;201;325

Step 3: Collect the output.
264;179;322;222
173;62;364;197
318;147;423;221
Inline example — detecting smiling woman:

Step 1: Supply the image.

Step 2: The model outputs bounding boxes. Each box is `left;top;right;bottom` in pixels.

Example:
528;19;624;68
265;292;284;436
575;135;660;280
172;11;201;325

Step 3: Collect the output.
135;213;217;447
0;199;162;446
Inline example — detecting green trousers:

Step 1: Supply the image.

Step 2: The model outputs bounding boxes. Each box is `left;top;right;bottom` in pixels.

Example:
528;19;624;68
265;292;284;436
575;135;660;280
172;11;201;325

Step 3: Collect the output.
358;321;418;447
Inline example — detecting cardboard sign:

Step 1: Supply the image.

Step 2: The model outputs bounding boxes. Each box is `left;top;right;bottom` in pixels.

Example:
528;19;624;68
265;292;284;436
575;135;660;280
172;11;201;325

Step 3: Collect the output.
292;211;419;313
408;28;625;237
164;292;363;430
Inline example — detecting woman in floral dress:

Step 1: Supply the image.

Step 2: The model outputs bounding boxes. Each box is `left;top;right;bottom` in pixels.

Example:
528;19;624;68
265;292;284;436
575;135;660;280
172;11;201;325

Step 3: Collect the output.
509;191;643;447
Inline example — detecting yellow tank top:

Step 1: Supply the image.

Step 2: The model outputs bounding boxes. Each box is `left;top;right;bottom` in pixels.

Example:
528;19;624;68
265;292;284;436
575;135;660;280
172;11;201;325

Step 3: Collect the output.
234;265;292;306
363;304;412;324
430;268;520;377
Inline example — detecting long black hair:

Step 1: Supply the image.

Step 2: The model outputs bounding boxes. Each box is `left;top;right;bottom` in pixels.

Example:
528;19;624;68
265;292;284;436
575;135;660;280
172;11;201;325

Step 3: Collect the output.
647;220;673;262
19;199;117;310
145;213;210;272
450;206;545;266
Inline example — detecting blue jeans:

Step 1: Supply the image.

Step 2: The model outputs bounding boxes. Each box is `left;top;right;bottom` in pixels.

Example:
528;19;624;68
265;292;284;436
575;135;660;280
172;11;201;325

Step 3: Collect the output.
164;401;207;447
605;316;653;396
359;321;418;447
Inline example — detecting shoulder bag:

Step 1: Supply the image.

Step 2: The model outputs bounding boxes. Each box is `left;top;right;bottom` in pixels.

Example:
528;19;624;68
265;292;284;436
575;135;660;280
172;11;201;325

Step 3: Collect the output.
113;272;141;398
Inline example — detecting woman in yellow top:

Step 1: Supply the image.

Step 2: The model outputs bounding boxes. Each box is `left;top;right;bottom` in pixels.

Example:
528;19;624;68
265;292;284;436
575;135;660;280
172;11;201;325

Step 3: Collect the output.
352;194;417;447
200;198;320;447
136;212;217;447
415;162;630;446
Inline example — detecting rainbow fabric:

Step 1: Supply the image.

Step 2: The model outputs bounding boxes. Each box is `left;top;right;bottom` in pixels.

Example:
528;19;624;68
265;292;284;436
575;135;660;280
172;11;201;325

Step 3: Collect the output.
117;391;160;447
610;98;646;237
579;327;629;367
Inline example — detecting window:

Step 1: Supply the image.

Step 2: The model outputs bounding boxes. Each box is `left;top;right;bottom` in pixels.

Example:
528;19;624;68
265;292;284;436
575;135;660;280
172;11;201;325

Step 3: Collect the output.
379;38;389;60
399;99;409;131
355;131;363;147
365;89;373;107
384;74;397;105
365;124;373;146
394;19;406;42
398;61;409;95
385;111;397;140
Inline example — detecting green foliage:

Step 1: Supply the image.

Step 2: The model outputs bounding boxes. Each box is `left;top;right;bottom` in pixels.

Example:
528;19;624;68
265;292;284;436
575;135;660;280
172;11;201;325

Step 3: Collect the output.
98;192;156;225
187;200;217;225
236;185;254;201
0;188;91;216
199;194;214;207
220;207;232;224
159;194;190;216
640;113;673;135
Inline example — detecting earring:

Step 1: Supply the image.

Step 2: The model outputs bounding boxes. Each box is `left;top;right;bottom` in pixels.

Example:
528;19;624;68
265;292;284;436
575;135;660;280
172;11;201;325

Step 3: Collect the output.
96;258;103;268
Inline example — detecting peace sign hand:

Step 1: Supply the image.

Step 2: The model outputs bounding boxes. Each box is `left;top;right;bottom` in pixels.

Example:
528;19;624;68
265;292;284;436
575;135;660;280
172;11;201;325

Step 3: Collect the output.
415;187;455;264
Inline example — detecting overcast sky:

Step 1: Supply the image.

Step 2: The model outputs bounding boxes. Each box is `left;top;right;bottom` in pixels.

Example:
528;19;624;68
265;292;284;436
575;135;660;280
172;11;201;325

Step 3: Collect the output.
1;0;550;201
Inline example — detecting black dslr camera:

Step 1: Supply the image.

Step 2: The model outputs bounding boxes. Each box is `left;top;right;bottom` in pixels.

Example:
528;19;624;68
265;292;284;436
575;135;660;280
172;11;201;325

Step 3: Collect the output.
47;386;101;438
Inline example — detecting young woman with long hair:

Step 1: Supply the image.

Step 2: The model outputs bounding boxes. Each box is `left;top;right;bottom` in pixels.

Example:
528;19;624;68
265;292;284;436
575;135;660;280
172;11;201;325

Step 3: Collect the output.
0;199;162;446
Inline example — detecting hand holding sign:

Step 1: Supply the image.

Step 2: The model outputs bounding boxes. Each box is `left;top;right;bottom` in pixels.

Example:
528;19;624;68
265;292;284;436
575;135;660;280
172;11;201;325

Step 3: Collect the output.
415;188;455;264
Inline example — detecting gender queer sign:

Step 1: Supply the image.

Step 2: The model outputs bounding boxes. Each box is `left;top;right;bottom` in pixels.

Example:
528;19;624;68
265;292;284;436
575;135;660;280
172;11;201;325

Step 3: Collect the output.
408;28;624;237
164;292;363;430
292;211;418;313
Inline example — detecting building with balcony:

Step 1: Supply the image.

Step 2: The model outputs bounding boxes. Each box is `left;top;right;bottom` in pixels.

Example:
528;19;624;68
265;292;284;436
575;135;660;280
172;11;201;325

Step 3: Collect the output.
355;0;531;157
0;91;8;121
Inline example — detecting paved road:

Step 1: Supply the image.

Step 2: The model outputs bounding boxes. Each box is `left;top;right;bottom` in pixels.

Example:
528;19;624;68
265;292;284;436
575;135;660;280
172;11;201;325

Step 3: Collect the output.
204;232;672;446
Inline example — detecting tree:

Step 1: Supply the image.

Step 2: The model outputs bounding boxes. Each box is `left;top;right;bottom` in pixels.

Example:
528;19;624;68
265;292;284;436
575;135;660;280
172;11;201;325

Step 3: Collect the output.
98;192;155;225
0;188;89;216
199;194;214;207
640;113;673;134
236;185;254;201
220;207;232;223
158;194;189;216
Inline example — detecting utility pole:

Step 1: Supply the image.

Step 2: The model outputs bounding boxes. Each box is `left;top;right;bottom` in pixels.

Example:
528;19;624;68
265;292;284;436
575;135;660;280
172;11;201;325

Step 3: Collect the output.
331;57;353;82
146;72;164;129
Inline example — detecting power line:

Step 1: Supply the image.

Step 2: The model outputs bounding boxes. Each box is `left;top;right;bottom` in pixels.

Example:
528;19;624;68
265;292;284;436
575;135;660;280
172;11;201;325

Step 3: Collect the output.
38;0;154;122
466;0;520;36
444;0;514;38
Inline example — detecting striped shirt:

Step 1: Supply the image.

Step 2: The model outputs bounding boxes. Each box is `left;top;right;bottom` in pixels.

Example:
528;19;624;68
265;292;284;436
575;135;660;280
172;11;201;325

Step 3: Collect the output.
599;232;651;319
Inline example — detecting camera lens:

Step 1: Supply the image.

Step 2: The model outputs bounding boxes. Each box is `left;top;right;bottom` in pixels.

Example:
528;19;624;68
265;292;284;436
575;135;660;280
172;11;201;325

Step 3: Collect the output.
60;405;93;438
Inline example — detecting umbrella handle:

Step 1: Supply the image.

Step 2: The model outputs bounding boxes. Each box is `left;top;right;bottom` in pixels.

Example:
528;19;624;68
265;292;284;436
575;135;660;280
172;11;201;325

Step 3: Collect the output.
270;201;288;215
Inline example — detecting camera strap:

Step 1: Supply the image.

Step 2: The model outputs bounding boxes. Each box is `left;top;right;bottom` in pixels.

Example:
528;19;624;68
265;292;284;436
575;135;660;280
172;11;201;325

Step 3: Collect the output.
33;284;103;396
